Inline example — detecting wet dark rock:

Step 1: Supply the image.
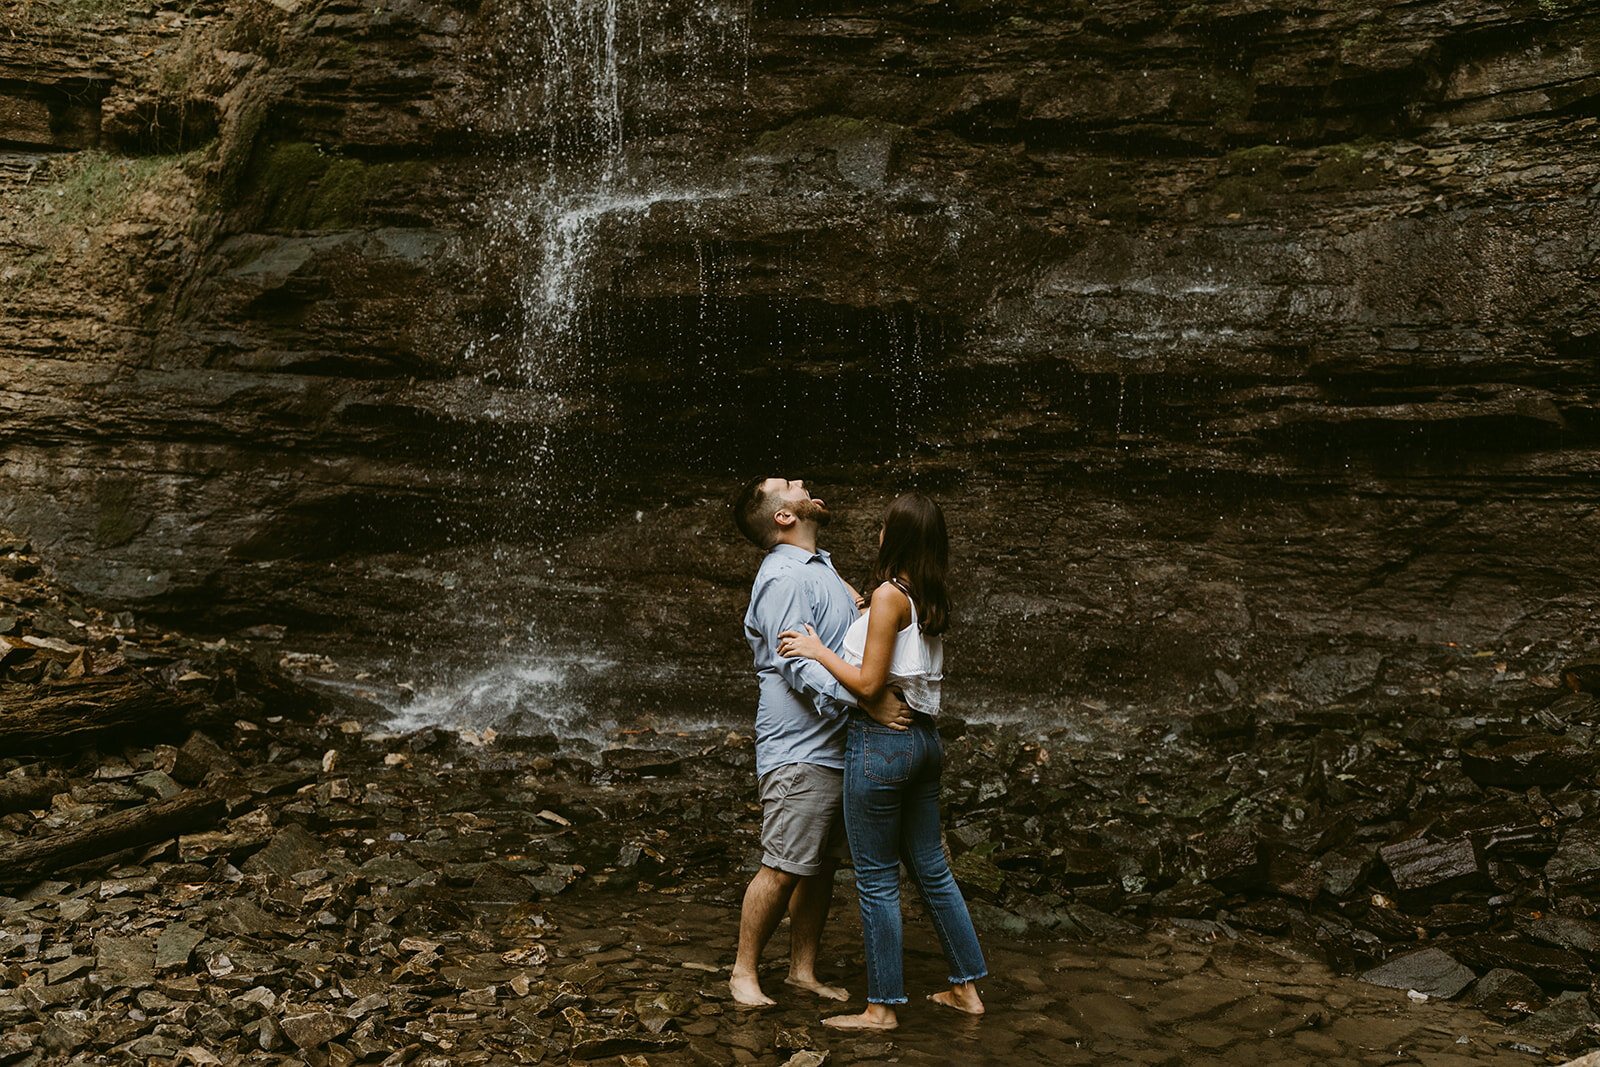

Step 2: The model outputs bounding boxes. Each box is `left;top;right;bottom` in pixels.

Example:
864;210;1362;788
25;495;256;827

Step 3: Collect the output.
357;854;428;885
1192;829;1264;893
950;850;1006;901
1352;899;1423;944
1461;737;1598;789
1460;936;1593;989
1507;994;1600;1054
164;733;239;786
1149;882;1226;918
1423;903;1492;935
44;955;91;984
601;749;683;777
1520;914;1600;958
1546;691;1600;722
133;769;182;799
1232;899;1302;935
1358;947;1476;1000
1562;657;1600;695
1052;847;1118;888
1439;802;1555;864
1191;706;1252;742
1546;829;1600;896
242;1015;288;1052
1379;834;1486;900
1319;844;1377;900
1468;968;1546;1015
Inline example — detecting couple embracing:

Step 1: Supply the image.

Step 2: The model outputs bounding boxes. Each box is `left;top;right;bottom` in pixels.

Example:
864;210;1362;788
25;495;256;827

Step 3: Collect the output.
729;476;986;1031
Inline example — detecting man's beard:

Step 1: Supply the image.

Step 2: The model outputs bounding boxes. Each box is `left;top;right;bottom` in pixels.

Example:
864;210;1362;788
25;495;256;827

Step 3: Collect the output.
792;497;831;526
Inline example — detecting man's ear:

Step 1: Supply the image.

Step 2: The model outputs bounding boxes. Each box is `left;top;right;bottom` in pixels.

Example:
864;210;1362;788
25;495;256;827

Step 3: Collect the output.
773;508;796;529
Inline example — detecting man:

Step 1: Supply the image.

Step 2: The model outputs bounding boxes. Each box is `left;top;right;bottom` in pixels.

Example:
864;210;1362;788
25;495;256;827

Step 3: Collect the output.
729;476;908;1007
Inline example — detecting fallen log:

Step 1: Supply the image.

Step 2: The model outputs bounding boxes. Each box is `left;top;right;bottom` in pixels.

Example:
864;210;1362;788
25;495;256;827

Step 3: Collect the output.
0;775;65;813
0;677;199;756
0;789;226;886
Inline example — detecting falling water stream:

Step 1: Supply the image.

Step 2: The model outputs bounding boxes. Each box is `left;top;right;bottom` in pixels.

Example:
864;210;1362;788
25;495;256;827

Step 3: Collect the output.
395;0;757;738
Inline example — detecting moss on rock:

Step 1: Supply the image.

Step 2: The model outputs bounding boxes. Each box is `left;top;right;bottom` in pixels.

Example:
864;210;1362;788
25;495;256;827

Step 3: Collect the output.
251;142;422;230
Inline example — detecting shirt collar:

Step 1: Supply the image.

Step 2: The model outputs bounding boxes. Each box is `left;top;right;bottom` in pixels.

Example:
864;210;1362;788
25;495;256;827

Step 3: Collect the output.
771;542;829;564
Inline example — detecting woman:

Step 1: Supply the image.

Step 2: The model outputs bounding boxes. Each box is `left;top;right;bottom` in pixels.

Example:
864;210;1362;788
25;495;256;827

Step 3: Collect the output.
777;492;986;1031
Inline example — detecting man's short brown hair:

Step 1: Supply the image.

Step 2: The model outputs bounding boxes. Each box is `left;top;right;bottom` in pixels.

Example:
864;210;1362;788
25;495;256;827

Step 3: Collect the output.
733;476;778;548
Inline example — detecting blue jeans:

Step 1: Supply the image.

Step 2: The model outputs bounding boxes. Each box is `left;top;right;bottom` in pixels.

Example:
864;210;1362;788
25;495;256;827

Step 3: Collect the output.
843;714;987;1005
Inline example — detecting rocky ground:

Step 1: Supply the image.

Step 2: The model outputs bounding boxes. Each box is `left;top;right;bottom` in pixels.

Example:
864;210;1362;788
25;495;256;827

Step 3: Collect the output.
3;530;1600;1065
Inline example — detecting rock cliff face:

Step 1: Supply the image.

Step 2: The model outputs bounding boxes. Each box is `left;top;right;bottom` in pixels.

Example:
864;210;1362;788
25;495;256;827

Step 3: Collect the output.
3;0;1599;718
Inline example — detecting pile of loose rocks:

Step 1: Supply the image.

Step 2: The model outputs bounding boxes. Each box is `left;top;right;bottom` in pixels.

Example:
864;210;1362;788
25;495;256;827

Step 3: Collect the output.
929;673;1600;1057
0;720;777;1065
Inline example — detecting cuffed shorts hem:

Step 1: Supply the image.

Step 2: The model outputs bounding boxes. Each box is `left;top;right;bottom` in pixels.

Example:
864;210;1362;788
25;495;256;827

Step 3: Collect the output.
758;762;847;877
760;852;828;878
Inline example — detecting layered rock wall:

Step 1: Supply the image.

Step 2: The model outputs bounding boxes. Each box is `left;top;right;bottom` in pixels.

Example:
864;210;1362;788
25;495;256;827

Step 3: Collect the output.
3;0;1599;714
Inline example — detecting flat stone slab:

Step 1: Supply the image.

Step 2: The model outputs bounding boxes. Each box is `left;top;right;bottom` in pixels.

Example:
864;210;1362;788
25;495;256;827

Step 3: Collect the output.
155;922;206;971
240;823;326;879
1359;948;1475;999
94;932;155;988
280;1011;353;1049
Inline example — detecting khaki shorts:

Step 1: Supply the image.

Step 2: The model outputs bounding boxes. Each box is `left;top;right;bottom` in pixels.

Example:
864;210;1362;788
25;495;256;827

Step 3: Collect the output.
758;762;848;876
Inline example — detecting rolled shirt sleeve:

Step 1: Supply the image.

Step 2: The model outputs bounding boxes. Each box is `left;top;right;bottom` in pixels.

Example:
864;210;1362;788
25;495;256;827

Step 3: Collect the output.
747;573;854;718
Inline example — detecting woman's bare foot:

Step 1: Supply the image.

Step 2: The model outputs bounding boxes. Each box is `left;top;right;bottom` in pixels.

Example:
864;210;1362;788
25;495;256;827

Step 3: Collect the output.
823;1005;898;1031
729;972;775;1007
929;981;984;1015
785;975;849;1001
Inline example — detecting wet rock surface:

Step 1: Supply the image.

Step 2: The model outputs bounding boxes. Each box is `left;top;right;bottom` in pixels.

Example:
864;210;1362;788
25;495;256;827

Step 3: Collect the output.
5;538;1600;1064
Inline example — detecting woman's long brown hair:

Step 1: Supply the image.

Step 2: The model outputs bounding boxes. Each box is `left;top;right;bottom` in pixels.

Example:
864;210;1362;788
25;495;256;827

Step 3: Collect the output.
870;492;950;636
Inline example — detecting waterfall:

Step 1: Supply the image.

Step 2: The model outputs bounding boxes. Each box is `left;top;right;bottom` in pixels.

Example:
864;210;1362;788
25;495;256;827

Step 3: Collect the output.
408;0;754;736
478;0;751;358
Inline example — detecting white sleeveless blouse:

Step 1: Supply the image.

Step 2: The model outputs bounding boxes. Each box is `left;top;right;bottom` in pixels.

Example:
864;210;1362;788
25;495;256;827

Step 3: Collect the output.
841;587;943;714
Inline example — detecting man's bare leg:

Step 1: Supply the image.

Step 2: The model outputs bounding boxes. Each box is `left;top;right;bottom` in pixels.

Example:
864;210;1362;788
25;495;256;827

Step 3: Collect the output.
730;865;798;1006
783;863;848;1001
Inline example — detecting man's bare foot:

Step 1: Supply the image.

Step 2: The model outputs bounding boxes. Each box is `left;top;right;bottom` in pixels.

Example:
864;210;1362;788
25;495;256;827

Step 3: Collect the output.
823;1009;898;1031
785;975;849;1001
729;973;775;1007
929;982;985;1015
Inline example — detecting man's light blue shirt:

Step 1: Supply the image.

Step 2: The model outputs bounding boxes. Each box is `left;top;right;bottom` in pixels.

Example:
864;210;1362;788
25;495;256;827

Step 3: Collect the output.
744;543;858;776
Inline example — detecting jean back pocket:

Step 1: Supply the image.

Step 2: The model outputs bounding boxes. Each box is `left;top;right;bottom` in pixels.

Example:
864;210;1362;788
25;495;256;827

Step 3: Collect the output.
863;729;916;784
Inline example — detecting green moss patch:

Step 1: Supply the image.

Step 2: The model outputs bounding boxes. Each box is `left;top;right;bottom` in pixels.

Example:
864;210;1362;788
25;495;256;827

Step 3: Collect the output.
253;142;423;230
1302;140;1385;192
